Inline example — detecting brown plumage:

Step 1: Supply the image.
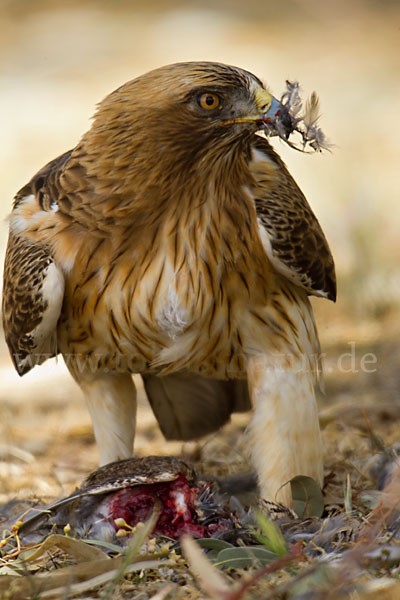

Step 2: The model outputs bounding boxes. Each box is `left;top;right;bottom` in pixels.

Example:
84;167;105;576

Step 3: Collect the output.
2;62;335;507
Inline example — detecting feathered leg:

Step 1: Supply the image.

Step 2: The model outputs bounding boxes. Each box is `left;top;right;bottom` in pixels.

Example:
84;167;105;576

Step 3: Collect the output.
247;353;323;508
79;373;137;466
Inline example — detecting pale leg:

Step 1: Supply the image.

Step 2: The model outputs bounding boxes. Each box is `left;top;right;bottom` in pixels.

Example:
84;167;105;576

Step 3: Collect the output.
80;372;137;466
247;354;323;507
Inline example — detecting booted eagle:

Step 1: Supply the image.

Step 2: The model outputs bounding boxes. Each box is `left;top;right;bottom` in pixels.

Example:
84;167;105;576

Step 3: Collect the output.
2;62;335;506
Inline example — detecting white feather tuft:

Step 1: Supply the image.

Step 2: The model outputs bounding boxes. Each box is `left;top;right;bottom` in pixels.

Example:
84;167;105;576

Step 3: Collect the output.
157;285;188;340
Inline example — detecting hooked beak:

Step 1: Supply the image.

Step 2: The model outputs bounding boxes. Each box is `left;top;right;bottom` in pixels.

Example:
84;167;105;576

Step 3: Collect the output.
261;96;282;123
221;87;295;138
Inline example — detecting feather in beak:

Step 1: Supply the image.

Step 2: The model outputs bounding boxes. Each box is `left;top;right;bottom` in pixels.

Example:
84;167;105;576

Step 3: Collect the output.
261;80;332;153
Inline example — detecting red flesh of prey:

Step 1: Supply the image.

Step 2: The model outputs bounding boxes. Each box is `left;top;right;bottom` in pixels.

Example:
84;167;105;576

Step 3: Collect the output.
108;475;209;538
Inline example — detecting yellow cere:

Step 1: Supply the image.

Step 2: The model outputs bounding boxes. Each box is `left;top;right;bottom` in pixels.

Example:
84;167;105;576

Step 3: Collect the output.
254;87;273;114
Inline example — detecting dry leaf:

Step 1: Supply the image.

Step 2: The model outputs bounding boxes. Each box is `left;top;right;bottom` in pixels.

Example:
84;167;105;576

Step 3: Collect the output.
290;475;324;518
0;553;169;597
18;533;107;563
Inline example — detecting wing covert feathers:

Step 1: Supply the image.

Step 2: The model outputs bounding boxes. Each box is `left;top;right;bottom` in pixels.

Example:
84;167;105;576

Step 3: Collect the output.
2;233;64;375
250;137;336;301
3;151;72;375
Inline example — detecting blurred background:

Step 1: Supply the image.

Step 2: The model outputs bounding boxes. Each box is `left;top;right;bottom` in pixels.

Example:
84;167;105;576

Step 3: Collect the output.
0;0;399;499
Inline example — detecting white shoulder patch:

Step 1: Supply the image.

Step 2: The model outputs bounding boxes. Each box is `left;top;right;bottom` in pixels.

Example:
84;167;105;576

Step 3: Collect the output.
32;261;64;347
16;260;65;373
9;195;36;235
256;217;299;284
21;193;35;204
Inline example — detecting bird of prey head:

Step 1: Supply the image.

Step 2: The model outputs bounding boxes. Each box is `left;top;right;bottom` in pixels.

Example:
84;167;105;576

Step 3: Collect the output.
83;62;328;194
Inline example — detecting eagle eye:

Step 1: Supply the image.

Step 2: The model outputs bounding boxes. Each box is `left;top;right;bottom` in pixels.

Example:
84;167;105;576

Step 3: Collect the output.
197;92;221;111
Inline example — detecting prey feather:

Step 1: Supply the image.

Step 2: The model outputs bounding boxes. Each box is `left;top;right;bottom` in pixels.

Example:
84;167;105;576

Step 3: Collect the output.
263;80;332;153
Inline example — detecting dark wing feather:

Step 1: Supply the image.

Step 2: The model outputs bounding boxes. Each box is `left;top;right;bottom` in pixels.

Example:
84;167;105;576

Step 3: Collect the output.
13;150;72;210
2;154;70;376
80;456;196;491
2;233;64;375
142;371;251;441
249;136;336;301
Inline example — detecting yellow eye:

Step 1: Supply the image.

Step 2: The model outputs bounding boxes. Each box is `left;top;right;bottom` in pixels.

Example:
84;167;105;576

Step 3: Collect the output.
198;92;221;111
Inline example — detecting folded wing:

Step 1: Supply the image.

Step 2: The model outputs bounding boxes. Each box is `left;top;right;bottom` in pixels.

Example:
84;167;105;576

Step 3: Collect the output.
2;231;64;375
249;136;336;301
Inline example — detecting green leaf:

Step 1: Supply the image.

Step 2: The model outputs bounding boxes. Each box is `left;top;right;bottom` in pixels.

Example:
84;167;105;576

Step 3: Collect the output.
290;475;324;518
254;512;287;556
193;538;236;560
195;539;235;551
214;546;277;569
